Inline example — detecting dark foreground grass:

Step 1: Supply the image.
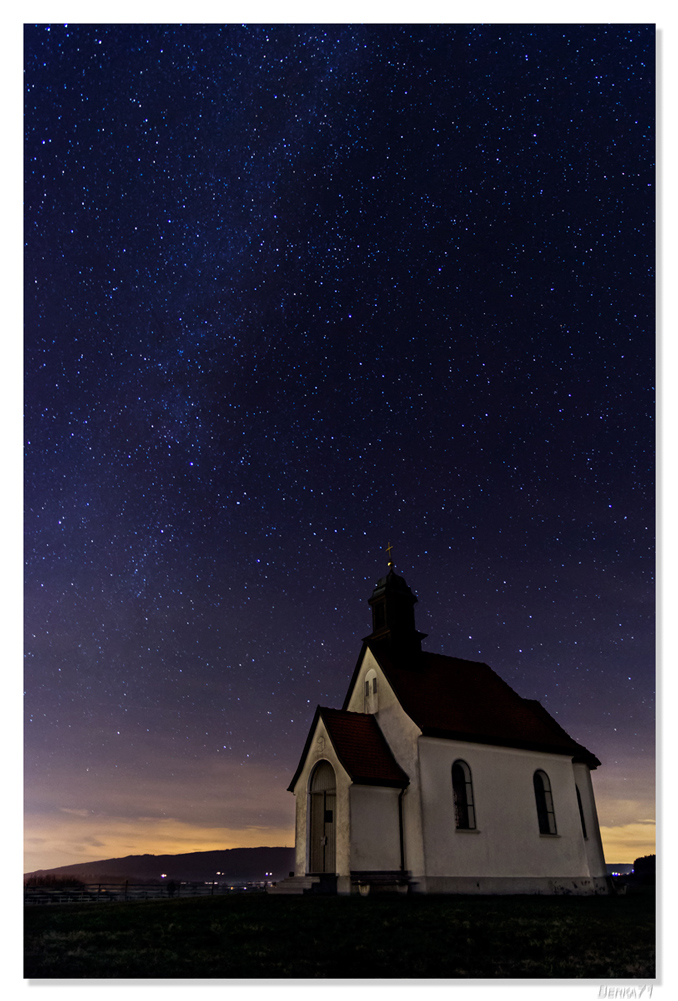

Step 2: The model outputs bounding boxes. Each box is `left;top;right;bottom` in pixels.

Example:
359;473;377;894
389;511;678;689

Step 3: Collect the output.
25;889;655;980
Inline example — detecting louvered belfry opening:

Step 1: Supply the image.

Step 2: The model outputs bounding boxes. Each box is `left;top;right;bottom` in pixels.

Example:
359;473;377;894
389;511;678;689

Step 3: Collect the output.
309;761;336;873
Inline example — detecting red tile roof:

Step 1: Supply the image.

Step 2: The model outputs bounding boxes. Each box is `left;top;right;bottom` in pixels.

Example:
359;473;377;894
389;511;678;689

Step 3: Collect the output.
287;706;409;791
343;641;600;768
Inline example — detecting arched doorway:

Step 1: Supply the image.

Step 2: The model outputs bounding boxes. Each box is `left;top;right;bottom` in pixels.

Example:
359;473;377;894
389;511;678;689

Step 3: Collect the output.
309;761;336;873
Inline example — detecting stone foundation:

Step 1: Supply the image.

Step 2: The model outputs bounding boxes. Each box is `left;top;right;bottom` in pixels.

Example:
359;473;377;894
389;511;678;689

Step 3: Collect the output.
415;874;612;895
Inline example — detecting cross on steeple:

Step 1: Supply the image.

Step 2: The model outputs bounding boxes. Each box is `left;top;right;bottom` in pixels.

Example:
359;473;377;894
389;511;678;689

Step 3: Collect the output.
386;542;394;569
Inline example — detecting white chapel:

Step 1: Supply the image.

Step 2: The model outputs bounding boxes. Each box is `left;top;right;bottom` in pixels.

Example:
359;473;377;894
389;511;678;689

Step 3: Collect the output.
272;555;610;896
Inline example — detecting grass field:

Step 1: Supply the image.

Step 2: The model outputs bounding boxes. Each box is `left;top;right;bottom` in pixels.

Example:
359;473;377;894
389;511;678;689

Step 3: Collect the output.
24;888;655;980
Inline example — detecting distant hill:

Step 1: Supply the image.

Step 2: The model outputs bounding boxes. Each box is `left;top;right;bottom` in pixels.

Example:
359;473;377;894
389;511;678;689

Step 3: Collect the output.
25;846;295;884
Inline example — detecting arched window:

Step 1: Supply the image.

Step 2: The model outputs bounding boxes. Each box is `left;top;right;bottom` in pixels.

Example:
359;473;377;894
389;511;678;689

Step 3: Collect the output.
533;770;557;835
576;785;588;839
452;760;476;830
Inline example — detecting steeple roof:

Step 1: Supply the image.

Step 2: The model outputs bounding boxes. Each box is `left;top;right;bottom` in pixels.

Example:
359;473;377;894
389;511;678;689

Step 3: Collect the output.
370;567;416;600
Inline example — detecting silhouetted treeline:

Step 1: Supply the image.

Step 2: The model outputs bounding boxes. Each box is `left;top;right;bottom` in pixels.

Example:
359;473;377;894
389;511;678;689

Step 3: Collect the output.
633;855;656;884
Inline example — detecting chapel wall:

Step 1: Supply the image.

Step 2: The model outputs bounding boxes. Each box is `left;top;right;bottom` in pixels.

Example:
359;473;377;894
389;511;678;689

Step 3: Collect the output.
349;784;402;871
418;738;594;879
346;648;427;877
573;761;609;877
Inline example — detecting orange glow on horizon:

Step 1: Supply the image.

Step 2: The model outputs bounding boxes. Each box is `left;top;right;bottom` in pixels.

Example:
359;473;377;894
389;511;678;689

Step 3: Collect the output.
24;814;296;873
599;822;656;864
26;812;656;873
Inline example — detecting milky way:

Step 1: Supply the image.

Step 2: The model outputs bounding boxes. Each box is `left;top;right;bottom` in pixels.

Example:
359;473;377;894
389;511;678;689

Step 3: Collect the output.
24;23;655;869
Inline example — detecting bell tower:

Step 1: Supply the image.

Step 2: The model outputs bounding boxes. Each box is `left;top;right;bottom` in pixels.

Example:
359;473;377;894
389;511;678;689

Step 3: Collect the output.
366;545;427;657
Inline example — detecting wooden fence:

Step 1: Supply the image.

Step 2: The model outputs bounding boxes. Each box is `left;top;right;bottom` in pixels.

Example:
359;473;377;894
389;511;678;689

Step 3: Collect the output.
24;881;269;905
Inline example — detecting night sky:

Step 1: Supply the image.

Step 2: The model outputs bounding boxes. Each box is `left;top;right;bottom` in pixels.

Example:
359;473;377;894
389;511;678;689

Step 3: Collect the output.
24;22;655;872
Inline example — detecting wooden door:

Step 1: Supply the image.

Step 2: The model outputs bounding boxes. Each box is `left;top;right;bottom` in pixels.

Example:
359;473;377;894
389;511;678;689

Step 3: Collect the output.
309;762;336;873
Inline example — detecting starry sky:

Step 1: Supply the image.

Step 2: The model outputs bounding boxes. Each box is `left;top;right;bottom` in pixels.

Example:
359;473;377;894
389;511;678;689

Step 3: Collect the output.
24;21;655;872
